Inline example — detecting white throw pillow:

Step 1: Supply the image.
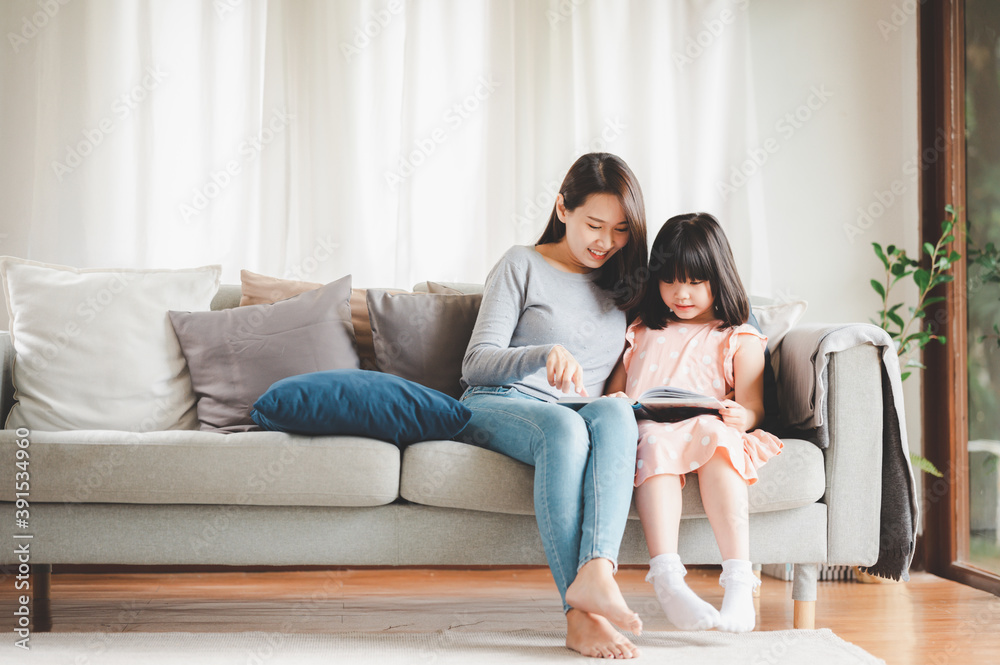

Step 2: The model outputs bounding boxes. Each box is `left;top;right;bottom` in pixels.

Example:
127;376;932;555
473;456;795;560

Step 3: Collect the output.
750;296;808;351
0;257;221;432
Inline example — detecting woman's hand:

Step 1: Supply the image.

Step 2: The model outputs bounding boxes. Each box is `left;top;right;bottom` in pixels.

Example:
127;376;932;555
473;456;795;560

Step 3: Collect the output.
719;399;752;433
605;391;632;400
547;345;588;396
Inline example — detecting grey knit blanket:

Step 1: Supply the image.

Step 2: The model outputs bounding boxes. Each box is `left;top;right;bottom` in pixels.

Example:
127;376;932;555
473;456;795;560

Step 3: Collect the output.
779;323;918;581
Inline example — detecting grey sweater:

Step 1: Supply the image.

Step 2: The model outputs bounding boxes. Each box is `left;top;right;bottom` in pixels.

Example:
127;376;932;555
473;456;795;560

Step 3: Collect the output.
461;245;627;401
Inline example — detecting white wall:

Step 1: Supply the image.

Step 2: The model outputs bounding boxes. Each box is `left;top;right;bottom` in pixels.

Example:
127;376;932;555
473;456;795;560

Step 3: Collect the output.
748;0;919;324
747;0;923;458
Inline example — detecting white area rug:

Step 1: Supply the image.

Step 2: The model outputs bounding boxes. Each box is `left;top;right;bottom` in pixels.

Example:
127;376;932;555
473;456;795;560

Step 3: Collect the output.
6;629;884;664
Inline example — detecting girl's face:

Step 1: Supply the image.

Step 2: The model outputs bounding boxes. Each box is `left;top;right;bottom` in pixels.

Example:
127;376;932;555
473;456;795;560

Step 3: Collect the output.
556;193;630;272
660;278;716;324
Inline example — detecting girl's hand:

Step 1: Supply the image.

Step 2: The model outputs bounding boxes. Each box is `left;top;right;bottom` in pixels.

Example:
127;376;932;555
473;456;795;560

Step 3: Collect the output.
605;391;632;400
547;345;588;396
719;399;752;433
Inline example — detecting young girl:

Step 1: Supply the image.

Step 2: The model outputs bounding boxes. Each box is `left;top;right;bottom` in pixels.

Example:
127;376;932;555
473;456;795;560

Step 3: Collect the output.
606;212;782;633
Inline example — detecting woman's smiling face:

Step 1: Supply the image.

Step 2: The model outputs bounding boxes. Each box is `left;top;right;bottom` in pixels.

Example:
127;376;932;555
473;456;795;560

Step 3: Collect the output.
556;193;630;272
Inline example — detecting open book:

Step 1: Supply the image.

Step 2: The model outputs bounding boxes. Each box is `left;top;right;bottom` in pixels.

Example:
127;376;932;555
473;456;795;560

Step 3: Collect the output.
558;387;723;422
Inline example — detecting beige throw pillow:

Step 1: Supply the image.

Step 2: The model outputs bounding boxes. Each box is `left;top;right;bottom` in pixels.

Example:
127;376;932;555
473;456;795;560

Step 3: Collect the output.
238;269;322;306
240;269;395;371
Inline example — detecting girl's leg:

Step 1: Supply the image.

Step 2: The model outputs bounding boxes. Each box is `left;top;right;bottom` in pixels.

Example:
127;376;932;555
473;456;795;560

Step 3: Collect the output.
697;449;750;561
697;449;759;632
636;474;719;630
564;398;642;634
635;473;682;556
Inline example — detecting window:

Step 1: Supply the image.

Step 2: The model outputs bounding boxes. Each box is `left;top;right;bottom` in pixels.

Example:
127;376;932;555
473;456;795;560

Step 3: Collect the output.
921;0;1000;595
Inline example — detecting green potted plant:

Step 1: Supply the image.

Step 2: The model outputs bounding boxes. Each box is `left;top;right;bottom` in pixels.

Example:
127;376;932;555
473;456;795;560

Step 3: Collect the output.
869;206;962;479
849;206;963;584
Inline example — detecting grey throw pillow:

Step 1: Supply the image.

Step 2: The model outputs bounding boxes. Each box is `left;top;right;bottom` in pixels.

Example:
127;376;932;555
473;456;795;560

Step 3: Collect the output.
366;289;482;399
169;274;359;432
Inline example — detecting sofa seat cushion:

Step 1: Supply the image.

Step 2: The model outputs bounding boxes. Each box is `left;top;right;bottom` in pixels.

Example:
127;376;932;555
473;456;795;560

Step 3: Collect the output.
400;438;825;518
0;430;399;507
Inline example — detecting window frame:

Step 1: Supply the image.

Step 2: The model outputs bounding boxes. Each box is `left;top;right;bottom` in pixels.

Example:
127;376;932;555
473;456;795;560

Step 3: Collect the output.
919;0;1000;595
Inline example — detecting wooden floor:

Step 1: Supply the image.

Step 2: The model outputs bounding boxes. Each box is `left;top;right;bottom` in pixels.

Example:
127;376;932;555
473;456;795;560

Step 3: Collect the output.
3;566;999;663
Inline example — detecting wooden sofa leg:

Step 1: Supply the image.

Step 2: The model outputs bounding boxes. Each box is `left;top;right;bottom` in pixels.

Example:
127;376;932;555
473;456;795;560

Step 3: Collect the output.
33;564;52;632
791;563;818;629
793;600;815;629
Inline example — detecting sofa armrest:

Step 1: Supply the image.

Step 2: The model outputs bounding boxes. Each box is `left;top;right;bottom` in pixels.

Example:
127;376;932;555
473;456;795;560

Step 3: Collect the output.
823;343;883;564
0;332;12;426
776;326;884;566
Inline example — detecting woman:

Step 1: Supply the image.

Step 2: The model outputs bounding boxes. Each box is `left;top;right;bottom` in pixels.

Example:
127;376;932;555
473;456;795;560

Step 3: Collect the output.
460;153;648;659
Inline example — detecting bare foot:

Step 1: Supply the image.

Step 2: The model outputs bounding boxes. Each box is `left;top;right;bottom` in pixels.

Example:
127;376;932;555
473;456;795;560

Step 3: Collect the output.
565;558;643;635
566;609;640;659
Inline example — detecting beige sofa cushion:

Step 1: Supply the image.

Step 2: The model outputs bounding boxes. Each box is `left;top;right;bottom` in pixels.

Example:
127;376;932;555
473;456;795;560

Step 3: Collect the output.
400;438;825;518
0;429;399;507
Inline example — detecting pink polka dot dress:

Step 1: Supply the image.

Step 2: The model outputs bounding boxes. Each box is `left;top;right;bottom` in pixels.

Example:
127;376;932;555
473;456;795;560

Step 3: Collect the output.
623;320;783;488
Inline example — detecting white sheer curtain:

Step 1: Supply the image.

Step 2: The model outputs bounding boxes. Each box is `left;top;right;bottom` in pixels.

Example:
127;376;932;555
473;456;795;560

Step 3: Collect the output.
0;0;769;302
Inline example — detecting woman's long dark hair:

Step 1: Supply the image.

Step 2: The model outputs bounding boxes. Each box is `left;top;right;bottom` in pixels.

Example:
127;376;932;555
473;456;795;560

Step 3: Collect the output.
637;212;749;330
536;153;648;312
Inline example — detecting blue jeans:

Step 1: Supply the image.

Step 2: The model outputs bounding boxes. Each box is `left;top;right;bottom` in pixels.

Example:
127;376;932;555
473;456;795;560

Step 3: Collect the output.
458;386;638;612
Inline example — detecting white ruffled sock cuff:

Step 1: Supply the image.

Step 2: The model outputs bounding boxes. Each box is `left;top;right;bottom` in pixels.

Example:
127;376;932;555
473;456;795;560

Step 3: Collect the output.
719;559;760;590
647;553;685;583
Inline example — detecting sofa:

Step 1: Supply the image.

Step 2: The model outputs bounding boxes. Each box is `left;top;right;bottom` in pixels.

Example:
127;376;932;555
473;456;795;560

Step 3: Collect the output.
0;264;890;633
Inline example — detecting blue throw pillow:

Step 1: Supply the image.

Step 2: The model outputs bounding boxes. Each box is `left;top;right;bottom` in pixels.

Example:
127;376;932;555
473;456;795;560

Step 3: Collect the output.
251;369;473;446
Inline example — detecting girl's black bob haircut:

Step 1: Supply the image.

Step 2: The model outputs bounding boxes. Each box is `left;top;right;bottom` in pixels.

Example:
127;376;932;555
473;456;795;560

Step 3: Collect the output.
637;212;749;330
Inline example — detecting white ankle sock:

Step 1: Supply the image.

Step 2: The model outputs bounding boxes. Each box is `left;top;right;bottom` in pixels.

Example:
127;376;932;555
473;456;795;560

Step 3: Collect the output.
646;553;720;630
718;559;760;632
